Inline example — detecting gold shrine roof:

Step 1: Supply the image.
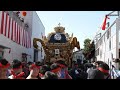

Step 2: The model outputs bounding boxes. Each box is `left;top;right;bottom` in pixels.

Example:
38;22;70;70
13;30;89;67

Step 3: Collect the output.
54;23;65;33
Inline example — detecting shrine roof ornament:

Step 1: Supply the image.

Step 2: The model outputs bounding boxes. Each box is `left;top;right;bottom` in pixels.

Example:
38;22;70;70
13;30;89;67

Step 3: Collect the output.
54;23;65;33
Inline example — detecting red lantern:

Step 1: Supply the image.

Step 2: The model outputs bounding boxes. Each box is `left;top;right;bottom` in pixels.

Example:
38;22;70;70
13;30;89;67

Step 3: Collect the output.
22;11;27;16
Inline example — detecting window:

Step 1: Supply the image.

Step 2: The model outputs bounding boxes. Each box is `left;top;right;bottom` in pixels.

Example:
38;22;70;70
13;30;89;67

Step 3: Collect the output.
77;56;80;59
100;37;103;45
111;53;113;60
99;39;101;45
107;30;109;39
0;51;3;59
98;40;100;47
80;56;82;60
96;43;98;49
41;47;43;58
109;28;111;37
95;50;97;56
96;48;99;56
34;49;38;62
109;39;111;50
119;50;120;58
108;59;109;66
104;34;105;42
98;48;99;55
100;49;102;59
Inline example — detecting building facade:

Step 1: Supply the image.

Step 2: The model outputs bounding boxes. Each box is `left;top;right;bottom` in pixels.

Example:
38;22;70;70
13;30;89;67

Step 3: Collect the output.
0;11;45;63
94;16;120;69
72;49;85;64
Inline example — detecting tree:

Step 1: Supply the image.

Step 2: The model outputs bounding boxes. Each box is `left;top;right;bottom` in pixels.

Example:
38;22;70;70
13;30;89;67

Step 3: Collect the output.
83;38;95;60
89;41;95;60
83;38;91;54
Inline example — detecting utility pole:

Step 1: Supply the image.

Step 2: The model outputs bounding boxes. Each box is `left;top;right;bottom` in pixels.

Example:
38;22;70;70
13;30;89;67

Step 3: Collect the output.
106;11;119;16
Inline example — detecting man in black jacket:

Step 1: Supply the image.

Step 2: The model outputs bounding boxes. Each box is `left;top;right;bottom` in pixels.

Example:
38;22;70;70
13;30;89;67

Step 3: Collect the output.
69;63;87;79
88;63;110;79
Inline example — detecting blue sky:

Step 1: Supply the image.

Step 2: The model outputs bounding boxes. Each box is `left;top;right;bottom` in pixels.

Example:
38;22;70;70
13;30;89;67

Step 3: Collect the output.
36;11;115;49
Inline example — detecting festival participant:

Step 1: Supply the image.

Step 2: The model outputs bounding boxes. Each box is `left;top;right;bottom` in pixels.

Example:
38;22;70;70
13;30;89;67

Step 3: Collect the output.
69;62;80;79
44;71;58;79
0;59;10;79
95;61;104;68
22;61;30;78
26;63;40;79
55;60;72;79
86;61;104;75
39;64;51;79
35;61;42;79
69;62;87;79
8;59;25;79
88;63;110;79
27;61;34;66
50;63;62;79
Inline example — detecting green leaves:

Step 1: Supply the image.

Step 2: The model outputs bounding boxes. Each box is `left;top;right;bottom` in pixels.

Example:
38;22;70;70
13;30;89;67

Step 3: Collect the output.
83;38;95;60
83;38;91;54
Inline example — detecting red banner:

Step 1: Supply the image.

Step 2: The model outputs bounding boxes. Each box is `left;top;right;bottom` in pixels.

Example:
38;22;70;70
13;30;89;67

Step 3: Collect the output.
0;11;31;48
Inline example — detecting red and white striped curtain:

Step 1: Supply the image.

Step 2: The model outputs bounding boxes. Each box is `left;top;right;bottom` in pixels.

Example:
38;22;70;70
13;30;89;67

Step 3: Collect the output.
0;11;31;48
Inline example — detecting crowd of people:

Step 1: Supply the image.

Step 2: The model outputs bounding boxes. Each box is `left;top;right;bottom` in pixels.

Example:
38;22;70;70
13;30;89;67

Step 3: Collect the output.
0;58;118;79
